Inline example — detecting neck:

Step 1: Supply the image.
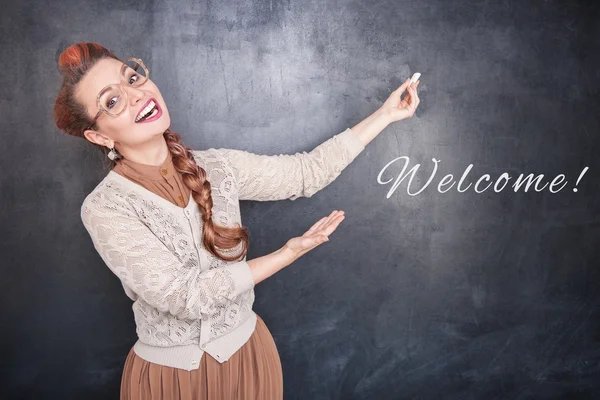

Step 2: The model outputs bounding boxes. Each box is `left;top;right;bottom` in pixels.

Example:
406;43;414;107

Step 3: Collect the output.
116;134;169;166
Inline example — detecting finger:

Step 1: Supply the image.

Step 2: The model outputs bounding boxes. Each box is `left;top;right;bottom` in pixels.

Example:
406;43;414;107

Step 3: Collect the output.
314;215;344;240
315;215;345;236
306;216;328;234
410;84;419;100
400;91;410;105
408;87;419;109
400;94;412;110
318;214;345;236
321;210;344;229
308;210;343;233
410;86;420;108
403;92;415;115
399;96;409;108
316;210;343;231
321;217;345;237
410;81;421;109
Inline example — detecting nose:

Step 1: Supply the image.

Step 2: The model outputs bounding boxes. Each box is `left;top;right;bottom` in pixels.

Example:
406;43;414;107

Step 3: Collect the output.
125;85;146;108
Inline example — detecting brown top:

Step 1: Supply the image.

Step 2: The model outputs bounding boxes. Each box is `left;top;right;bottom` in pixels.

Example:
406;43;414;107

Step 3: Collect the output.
112;150;191;208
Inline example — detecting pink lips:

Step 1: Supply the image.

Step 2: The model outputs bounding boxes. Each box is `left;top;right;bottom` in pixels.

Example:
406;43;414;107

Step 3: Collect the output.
135;98;162;123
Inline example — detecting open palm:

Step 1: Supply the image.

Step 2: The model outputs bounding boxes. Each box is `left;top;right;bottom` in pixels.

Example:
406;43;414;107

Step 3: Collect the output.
285;210;345;258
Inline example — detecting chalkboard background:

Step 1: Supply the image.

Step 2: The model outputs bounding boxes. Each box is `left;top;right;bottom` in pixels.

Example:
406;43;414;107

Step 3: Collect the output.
1;0;599;399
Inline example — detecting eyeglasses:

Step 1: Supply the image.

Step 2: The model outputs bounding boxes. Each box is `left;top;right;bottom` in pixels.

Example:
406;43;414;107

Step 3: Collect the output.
85;57;150;131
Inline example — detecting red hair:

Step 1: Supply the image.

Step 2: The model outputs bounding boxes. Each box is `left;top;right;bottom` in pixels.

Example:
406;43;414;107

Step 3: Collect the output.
53;42;249;262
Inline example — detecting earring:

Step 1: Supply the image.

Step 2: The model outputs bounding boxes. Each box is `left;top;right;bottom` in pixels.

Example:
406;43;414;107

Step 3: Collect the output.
107;147;118;160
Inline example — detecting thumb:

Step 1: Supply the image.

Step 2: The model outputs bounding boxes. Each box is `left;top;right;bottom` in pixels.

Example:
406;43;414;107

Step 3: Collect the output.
311;235;329;246
393;78;411;95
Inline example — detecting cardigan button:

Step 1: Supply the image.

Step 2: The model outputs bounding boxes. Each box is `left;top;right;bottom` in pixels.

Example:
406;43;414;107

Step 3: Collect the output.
201;344;206;349
161;169;168;175
191;360;198;365
202;316;208;321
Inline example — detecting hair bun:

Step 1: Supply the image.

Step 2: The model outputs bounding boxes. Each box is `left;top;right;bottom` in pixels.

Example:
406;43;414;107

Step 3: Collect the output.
55;40;69;66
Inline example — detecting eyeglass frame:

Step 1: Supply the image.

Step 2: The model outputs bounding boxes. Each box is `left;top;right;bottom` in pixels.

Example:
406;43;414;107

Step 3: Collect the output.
85;57;150;132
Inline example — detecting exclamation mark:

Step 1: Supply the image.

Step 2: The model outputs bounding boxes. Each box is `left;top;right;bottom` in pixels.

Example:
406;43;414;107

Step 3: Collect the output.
573;167;589;192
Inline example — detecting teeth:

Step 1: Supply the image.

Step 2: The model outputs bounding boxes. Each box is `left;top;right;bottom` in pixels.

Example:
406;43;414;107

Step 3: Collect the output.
136;100;156;122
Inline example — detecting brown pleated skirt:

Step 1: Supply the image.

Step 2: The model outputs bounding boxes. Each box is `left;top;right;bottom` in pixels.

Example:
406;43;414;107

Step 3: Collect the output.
120;314;283;400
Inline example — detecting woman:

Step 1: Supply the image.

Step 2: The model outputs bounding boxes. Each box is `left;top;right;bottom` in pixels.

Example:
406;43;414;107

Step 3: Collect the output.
53;42;420;399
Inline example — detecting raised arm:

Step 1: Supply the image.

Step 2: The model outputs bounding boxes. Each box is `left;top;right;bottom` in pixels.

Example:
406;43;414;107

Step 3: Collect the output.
80;192;255;320
206;127;365;201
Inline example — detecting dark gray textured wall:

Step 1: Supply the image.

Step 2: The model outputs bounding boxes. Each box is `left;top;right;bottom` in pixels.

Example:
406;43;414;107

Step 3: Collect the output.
1;0;600;399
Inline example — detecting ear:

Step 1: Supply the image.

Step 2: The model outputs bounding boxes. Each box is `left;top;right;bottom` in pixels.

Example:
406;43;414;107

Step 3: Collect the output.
83;129;112;148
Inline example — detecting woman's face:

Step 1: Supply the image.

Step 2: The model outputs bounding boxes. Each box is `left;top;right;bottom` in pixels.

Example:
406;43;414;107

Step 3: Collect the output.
77;57;171;150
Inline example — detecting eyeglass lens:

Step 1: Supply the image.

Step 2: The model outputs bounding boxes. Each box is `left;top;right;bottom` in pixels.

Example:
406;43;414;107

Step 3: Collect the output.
98;59;149;116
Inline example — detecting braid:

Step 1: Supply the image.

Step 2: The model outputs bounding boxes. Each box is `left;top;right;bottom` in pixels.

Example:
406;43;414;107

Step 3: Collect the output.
164;129;249;262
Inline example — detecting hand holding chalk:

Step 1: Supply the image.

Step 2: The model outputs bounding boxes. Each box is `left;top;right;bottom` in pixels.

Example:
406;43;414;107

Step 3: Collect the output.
379;72;421;123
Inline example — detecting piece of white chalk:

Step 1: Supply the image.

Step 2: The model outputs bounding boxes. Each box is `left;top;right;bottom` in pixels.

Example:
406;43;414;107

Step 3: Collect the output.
410;72;421;83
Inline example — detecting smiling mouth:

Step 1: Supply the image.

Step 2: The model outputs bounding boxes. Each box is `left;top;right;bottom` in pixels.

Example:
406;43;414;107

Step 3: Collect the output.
135;99;161;123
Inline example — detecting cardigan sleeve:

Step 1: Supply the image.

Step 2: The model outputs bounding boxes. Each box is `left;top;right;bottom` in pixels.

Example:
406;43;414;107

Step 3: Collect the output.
80;193;255;320
210;127;365;201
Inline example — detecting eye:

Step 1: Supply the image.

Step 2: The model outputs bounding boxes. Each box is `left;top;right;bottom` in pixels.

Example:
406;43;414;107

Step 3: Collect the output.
126;69;143;85
106;96;118;109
